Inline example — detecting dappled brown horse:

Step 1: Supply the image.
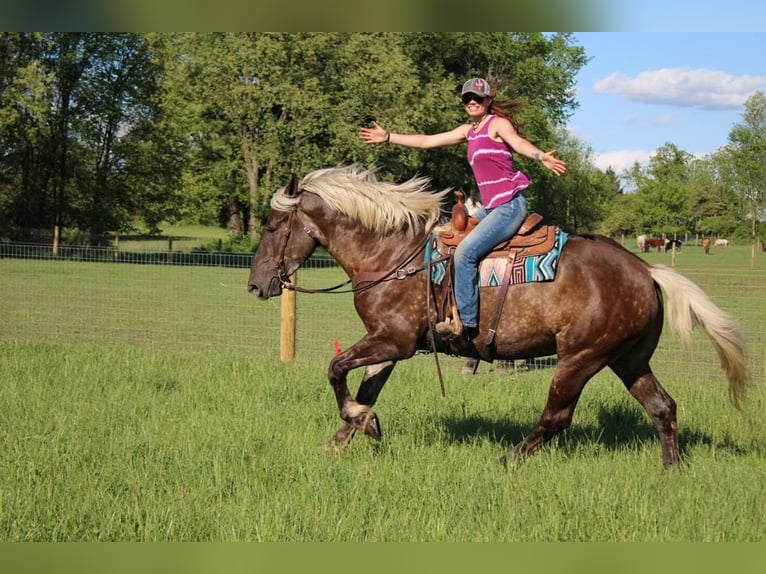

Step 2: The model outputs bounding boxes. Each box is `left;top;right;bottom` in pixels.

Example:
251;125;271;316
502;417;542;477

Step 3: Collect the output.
248;165;747;468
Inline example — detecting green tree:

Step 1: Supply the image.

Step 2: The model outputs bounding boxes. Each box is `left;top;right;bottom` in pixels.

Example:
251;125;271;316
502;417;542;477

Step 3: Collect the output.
626;143;693;237
0;33;179;241
726;90;766;243
686;154;739;238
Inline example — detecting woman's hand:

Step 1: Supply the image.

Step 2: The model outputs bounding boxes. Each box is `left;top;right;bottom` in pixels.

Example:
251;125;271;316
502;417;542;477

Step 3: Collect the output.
359;121;389;144
540;150;567;176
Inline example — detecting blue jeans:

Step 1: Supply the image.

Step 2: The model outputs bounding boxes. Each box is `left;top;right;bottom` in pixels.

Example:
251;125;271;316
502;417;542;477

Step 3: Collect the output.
453;193;528;328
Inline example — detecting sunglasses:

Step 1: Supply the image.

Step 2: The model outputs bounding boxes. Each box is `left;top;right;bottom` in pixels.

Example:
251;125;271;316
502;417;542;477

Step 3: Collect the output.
461;93;487;105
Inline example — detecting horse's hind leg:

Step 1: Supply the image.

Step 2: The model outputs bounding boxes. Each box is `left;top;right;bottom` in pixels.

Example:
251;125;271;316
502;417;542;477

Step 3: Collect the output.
328;360;396;450
610;359;679;468
500;355;607;465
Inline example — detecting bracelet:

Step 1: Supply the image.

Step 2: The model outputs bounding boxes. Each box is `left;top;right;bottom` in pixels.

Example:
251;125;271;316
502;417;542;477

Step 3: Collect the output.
384;131;391;143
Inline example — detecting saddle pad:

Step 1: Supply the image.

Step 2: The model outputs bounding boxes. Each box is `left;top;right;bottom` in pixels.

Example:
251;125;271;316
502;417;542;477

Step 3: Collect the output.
426;228;568;287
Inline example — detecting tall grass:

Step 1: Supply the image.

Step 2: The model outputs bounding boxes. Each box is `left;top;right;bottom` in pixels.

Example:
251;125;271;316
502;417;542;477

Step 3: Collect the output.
0;339;763;541
1;239;765;541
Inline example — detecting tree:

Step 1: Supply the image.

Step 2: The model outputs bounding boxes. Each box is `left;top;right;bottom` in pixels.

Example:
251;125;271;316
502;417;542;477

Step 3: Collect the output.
626;143;693;237
726;90;766;242
0;33;181;241
686;154;739;238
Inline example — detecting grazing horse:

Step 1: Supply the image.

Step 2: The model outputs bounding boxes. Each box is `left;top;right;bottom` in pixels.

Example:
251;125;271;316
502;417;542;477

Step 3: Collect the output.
715;238;729;248
644;237;667;252
248;165;747;468
702;237;711;255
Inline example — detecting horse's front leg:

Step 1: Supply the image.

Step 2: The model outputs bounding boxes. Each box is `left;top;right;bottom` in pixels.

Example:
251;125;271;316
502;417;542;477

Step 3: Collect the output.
326;336;405;450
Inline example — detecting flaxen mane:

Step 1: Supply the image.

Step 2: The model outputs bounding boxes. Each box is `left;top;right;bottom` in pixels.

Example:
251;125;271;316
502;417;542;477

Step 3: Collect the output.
271;165;450;234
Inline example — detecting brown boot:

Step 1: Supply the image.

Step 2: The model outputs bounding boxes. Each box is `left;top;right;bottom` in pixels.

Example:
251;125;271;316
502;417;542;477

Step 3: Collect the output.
435;318;462;338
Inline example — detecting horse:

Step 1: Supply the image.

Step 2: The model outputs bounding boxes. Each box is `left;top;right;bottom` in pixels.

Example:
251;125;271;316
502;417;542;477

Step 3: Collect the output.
702;237;711;255
636;234;647;253
247;165;747;468
715;238;729;248
644;237;667;252
665;239;682;253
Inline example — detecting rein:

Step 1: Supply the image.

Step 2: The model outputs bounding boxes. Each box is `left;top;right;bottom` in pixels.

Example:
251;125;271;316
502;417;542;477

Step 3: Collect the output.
277;216;445;295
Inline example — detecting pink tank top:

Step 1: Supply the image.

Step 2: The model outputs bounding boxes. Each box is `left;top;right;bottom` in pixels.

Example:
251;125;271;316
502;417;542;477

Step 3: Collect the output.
466;115;530;209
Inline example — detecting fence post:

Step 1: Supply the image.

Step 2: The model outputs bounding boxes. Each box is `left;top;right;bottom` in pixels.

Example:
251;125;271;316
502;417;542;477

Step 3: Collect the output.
280;272;297;363
53;225;60;257
114;231;120;260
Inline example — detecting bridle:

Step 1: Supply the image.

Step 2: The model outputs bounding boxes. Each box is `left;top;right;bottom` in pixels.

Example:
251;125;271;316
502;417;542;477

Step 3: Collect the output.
273;205;445;295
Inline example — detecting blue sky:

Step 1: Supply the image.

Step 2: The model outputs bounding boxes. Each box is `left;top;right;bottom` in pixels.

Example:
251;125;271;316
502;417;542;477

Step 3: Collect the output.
567;31;766;174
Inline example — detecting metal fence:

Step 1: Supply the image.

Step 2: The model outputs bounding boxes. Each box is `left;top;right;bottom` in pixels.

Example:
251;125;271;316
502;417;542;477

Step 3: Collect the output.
2;241;764;387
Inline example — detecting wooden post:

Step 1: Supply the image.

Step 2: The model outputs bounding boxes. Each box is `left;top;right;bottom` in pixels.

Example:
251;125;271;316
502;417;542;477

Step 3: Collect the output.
53;225;60;257
671;233;677;267
114;231;120;260
751;242;755;270
280;272;297;363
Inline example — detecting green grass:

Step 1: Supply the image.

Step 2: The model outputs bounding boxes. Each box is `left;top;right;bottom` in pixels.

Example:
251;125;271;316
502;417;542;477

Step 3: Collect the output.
0;239;765;541
0;339;764;541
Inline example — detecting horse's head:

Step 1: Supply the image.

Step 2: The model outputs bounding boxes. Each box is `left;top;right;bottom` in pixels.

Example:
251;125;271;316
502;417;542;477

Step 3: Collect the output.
248;174;318;300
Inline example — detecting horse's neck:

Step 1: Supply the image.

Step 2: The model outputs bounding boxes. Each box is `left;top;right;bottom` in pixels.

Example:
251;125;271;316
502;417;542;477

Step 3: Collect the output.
325;227;427;276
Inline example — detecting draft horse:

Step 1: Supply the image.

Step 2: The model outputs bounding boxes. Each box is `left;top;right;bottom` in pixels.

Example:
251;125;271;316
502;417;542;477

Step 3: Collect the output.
248;165;747;468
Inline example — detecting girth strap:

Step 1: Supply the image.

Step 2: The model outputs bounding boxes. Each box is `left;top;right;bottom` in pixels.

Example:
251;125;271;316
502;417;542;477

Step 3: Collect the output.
484;250;517;349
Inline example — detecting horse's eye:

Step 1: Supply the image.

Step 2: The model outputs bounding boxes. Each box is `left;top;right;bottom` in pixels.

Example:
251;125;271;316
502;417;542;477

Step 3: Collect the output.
265;225;278;234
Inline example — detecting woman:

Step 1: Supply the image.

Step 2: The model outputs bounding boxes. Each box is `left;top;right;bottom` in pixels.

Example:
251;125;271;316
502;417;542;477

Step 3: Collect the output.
359;77;567;341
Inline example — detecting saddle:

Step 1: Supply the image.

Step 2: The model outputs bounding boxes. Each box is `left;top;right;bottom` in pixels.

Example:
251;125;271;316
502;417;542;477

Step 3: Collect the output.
432;191;557;354
436;192;556;259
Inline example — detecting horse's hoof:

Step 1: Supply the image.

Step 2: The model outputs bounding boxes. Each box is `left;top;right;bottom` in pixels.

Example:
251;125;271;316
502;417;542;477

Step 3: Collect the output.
363;412;382;441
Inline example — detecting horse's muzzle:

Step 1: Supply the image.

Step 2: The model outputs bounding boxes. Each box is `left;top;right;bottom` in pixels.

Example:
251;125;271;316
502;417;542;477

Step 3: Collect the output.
247;276;282;300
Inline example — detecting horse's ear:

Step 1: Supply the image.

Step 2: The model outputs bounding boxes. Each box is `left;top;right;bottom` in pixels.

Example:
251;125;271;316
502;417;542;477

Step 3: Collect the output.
285;174;299;197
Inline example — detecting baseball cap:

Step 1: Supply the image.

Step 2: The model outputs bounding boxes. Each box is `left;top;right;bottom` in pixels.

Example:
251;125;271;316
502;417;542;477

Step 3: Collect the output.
461;77;491;97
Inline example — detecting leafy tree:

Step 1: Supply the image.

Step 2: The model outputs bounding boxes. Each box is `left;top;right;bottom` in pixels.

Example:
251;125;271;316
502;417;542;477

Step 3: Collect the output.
626;143;693;237
686;154;739;238
725;90;766;242
0;33;179;241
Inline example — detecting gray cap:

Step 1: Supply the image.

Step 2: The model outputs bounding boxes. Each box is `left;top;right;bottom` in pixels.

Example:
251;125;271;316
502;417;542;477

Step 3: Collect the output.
461;77;491;97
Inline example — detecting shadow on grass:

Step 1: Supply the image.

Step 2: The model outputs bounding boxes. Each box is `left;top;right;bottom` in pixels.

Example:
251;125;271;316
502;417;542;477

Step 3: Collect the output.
440;402;749;459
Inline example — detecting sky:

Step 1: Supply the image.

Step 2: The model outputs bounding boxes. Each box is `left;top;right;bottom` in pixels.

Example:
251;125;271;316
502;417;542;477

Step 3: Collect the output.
567;31;766;174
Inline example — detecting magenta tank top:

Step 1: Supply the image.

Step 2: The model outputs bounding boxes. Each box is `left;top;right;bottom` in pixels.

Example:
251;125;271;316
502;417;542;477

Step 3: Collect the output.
466;115;530;209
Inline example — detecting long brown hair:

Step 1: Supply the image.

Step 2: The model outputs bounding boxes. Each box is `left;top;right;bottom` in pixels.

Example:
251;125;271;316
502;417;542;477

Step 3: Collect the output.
489;95;526;133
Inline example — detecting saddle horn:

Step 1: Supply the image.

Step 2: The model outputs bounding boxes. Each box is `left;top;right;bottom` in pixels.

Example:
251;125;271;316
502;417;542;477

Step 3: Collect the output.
452;191;469;232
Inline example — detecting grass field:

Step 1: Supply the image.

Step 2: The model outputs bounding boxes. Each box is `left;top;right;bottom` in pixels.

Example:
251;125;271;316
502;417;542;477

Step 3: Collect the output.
1;236;765;541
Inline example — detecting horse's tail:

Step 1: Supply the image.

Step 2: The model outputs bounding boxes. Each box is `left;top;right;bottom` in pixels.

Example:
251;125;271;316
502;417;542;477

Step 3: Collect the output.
649;264;747;408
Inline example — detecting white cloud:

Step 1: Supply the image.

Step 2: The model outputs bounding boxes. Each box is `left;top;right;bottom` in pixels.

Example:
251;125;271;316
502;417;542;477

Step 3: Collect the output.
593;149;653;173
594;68;765;110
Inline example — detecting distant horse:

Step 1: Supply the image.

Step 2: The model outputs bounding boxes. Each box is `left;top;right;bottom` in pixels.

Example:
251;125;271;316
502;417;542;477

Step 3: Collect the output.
665;239;682;253
715;238;729;248
644;237;667;252
702;237;711;255
636;234;647;252
248;165;747;468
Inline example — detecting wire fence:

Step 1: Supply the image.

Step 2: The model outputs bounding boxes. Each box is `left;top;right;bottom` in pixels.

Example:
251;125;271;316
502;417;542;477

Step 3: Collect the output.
2;241;764;387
